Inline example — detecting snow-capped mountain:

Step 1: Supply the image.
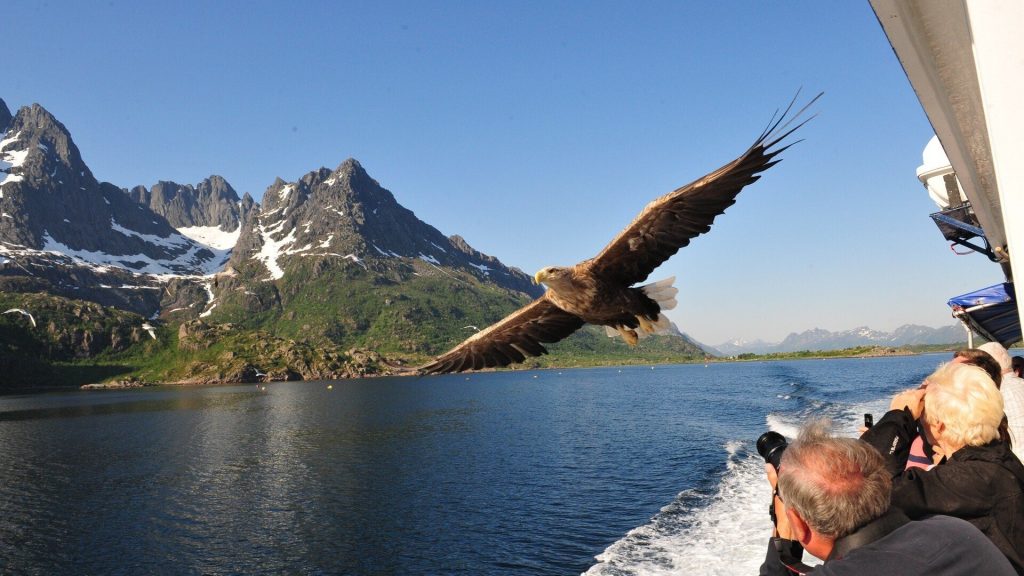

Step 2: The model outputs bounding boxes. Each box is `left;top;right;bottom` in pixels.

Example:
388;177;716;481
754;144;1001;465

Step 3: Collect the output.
229;158;538;295
0;97;539;324
0;99;237;276
713;324;966;355
0;99;247;316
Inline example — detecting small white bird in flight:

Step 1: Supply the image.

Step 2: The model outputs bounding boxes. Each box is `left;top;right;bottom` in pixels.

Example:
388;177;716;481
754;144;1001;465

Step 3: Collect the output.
3;308;36;328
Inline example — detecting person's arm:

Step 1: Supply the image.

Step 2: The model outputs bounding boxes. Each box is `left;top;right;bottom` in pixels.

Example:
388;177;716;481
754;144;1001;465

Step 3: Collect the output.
860;407;917;475
861;394;921;477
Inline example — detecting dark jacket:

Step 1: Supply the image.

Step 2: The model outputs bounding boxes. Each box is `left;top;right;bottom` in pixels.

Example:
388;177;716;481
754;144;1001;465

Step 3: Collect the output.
862;408;1024;574
758;512;1016;575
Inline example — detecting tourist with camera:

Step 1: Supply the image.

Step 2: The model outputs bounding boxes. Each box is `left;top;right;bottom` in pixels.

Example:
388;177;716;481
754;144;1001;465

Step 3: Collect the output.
859;361;1024;573
758;419;1014;575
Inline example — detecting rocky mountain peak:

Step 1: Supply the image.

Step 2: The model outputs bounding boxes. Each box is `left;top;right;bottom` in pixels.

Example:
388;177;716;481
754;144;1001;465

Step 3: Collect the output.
127;175;244;231
336;157;362;172
1;102;95;193
0;98;11;132
228;159;540;295
331;158;369;184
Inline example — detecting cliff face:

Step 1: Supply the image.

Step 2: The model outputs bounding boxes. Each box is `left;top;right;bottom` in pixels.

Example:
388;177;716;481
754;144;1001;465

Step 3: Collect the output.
126;175;250;232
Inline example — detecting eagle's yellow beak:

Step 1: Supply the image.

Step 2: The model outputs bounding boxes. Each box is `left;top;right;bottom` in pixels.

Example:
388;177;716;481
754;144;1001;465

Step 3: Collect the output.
533;270;547;285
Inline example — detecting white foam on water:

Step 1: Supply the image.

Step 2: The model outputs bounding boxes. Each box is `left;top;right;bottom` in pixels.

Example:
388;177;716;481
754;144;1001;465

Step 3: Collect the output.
836;399;893;436
583;398;895;576
585;441;803;575
764;414;801;439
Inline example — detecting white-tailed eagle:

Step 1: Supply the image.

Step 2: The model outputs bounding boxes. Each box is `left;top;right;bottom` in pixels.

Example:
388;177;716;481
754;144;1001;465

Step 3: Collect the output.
420;93;820;374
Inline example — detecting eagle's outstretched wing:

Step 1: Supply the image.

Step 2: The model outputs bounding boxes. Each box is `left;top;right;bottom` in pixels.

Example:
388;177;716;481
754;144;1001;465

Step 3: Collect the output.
585;92;821;287
419;298;585;375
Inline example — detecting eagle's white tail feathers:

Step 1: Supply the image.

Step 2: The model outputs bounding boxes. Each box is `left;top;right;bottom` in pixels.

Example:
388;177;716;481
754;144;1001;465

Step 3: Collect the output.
642;276;678;311
638;277;677;337
605;277;678;341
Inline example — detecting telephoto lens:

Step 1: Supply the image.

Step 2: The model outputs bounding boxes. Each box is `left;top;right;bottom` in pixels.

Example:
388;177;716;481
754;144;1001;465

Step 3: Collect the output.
756;431;788;470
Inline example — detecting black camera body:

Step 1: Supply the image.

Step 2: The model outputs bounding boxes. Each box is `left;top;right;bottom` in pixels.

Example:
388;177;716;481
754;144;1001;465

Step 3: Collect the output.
757;431;788;470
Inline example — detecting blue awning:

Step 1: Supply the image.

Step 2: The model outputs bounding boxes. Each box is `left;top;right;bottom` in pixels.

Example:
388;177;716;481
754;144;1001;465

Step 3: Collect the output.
948;282;1021;347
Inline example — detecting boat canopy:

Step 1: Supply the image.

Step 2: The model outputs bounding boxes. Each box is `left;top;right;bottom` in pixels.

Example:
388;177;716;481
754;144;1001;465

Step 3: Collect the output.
948;283;1021;348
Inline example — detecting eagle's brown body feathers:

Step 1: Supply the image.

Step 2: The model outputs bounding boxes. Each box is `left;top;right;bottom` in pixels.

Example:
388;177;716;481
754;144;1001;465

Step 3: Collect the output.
542;267;659;329
418;93;820;375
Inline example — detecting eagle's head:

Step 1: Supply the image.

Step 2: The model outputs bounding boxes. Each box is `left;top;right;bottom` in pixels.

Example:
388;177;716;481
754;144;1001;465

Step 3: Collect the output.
534;266;572;289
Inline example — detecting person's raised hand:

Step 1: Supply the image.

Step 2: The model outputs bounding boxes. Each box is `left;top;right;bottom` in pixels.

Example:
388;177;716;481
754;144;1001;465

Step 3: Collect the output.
890;388;926;419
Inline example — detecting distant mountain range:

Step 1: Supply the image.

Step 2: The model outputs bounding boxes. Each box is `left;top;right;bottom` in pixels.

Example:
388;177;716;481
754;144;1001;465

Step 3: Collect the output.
0;97;706;386
708;324;966;356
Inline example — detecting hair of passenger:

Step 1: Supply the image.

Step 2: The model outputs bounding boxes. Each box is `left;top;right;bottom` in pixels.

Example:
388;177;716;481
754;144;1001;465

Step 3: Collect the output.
1013;356;1024;376
777;419;891;539
978;342;1012;375
953;348;1004;388
924;362;1003;447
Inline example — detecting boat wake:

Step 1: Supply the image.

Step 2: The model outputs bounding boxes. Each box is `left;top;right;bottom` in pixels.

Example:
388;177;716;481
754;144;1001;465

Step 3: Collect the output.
583;405;876;575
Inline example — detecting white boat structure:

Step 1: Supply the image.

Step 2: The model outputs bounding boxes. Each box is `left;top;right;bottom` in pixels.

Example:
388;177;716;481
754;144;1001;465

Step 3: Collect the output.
871;0;1024;346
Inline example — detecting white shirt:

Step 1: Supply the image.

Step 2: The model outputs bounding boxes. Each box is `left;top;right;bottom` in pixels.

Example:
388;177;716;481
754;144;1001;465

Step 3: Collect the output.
1000;373;1024;463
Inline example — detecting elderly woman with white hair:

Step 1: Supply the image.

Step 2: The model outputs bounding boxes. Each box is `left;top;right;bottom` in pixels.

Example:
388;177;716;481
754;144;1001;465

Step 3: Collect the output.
862;361;1024;574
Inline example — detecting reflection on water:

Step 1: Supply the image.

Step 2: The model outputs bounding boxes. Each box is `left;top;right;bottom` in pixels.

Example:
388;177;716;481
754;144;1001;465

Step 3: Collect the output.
0;388;257;421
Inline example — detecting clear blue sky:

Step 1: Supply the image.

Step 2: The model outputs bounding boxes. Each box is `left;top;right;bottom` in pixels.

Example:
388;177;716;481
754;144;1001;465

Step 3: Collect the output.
3;0;1002;345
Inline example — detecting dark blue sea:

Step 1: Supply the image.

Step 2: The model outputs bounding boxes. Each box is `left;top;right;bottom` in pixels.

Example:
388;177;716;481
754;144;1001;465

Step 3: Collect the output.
0;354;951;575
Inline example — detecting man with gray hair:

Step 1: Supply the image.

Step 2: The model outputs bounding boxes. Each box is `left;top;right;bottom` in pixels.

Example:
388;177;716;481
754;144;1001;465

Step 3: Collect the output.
979;341;1024;463
760;420;1014;575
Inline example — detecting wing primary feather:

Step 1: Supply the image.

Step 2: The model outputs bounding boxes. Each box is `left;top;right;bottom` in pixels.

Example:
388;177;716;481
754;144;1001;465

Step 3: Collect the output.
767;91;823;142
763;120;813;151
496;343;526;363
455;355;473;373
515;339;547;356
481;348;501;367
755;88;801;142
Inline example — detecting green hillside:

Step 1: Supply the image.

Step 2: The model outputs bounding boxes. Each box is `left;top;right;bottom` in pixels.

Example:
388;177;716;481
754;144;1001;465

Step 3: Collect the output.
0;255;708;389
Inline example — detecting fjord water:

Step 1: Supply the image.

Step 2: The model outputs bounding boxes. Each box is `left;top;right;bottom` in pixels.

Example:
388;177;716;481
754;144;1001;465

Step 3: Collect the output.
0;355;944;574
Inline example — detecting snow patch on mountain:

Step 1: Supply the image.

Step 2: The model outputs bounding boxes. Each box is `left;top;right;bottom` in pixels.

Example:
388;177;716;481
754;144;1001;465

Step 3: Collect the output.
0;130;28;193
0;131;28;170
176;225;241;251
255;220;298;280
110;218;191;250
